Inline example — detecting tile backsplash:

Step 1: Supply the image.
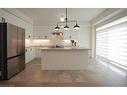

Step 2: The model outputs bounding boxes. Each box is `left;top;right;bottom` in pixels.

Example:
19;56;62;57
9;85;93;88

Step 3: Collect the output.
25;39;73;47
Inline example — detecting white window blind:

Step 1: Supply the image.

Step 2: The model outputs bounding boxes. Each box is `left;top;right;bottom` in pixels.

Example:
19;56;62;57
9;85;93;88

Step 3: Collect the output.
96;16;127;67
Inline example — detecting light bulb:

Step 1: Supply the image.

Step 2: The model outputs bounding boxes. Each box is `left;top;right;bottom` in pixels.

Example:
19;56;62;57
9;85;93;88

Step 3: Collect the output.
60;17;64;22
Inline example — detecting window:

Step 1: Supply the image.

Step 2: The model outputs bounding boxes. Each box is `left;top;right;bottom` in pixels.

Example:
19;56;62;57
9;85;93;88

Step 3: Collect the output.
96;16;127;68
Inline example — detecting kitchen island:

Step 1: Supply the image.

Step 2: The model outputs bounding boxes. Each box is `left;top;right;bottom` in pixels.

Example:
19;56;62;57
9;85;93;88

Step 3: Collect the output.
39;47;90;70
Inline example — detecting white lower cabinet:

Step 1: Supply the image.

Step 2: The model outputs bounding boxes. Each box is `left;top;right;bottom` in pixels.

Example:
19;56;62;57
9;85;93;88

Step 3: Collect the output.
35;48;41;58
25;47;35;63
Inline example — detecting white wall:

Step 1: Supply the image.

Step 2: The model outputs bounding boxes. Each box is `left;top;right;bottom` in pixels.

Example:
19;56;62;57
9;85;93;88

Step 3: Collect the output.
78;22;91;48
0;8;35;63
33;22;92;58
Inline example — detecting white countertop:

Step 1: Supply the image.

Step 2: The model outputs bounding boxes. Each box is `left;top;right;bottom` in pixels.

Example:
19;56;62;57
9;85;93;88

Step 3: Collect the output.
37;47;90;50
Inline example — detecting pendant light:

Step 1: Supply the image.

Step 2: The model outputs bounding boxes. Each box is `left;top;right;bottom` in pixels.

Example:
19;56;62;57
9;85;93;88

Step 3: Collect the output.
54;8;80;31
64;24;69;30
64;8;69;30
54;23;60;30
73;21;80;29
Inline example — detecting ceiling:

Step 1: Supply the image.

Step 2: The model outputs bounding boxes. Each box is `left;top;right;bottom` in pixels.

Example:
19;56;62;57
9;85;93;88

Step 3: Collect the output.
16;8;105;25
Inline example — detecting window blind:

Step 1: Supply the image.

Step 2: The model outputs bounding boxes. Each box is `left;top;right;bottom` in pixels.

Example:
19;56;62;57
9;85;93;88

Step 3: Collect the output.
96;16;127;67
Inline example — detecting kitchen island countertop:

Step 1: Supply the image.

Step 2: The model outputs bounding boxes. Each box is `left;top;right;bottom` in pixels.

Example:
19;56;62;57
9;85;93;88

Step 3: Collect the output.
37;47;90;50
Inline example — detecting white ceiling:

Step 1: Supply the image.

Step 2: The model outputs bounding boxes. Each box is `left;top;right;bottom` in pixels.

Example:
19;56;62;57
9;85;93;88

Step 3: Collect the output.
16;8;105;25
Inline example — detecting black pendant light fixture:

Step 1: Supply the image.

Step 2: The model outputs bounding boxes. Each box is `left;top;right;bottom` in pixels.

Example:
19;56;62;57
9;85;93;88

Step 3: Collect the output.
64;8;69;30
73;21;80;29
54;23;60;30
54;8;80;31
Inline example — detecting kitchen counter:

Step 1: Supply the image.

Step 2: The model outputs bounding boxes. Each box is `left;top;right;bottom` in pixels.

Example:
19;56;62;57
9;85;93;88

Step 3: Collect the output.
40;46;90;70
38;46;90;50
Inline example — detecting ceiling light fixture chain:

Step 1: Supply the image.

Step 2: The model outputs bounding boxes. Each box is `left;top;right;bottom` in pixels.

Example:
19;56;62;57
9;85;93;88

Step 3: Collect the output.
65;8;67;23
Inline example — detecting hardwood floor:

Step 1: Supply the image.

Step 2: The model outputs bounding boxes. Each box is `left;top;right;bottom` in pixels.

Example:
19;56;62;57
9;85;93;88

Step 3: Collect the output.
0;58;127;87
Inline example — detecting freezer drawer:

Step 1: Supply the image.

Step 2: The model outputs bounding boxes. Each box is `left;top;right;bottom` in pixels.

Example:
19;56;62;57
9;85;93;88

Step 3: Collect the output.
7;57;19;79
7;23;18;58
7;55;25;79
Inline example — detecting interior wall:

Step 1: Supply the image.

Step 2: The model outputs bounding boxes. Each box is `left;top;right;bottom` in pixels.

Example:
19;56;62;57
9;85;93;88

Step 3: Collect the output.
0;8;35;63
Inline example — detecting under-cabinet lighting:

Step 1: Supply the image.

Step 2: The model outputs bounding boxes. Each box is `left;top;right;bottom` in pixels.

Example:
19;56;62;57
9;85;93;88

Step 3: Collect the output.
25;39;32;42
33;39;50;42
64;40;71;42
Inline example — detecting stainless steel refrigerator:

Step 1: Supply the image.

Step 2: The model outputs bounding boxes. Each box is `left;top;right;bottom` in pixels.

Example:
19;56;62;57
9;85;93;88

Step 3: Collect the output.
0;22;25;80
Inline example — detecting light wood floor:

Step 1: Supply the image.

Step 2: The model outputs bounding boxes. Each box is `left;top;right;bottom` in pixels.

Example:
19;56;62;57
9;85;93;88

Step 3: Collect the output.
0;58;127;87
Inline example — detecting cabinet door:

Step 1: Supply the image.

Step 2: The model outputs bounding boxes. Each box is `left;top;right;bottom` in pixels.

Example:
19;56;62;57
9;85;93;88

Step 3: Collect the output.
7;23;18;58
